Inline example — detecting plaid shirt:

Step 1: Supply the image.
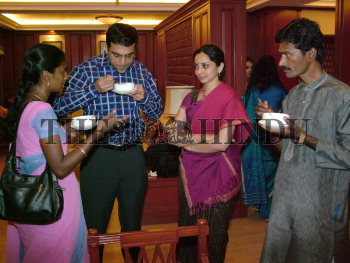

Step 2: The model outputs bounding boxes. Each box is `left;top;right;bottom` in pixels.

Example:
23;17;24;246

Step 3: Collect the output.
53;53;163;145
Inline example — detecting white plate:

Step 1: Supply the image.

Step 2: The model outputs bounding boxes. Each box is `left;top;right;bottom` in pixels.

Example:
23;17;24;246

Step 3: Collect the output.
258;119;289;129
112;83;136;95
71;115;97;130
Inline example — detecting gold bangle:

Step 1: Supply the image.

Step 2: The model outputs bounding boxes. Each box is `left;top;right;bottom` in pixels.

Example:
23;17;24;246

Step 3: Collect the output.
75;145;87;158
295;131;306;146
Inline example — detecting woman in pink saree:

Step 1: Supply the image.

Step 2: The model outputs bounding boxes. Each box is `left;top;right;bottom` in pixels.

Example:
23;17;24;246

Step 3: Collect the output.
2;44;123;263
170;44;250;263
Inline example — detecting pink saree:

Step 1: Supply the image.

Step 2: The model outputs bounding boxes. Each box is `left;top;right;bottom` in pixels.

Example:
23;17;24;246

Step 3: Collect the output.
180;82;250;214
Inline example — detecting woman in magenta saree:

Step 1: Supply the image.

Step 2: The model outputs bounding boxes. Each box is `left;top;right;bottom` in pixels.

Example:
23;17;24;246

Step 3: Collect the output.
171;45;250;263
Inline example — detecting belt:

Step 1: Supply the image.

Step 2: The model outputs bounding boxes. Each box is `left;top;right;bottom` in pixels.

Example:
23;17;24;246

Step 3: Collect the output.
101;141;140;151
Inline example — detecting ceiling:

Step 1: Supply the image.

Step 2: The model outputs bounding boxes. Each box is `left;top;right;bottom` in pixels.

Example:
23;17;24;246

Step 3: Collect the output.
0;0;336;31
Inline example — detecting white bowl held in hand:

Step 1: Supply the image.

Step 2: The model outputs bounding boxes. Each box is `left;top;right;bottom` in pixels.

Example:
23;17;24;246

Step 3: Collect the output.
71;115;97;130
112;82;136;95
259;112;290;129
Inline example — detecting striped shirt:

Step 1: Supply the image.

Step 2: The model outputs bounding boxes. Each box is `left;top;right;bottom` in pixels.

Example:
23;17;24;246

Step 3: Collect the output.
53;52;163;145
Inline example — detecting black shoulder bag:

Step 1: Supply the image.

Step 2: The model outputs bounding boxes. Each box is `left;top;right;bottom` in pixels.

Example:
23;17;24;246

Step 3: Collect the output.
0;103;64;224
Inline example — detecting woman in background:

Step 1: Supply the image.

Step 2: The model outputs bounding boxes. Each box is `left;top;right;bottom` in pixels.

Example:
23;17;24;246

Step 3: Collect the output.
241;55;287;219
246;56;254;86
3;43;122;263
169;44;250;263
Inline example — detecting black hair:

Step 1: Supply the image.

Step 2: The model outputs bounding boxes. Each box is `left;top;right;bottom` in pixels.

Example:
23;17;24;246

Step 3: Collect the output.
106;23;138;48
1;43;65;142
193;44;225;81
249;55;283;92
275;18;325;63
246;56;255;64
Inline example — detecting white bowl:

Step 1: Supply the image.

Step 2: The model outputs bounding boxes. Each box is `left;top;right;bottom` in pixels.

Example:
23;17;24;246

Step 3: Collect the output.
112;82;135;95
260;112;289;129
71;115;97;130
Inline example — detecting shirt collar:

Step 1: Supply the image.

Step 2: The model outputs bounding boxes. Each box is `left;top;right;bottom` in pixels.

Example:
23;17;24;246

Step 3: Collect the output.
301;71;327;90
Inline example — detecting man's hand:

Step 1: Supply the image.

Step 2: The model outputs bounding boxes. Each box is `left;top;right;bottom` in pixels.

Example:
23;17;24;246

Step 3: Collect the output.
255;100;274;119
284;118;304;141
95;111;129;140
128;84;145;101
258;115;304;142
255;100;289;137
95;75;114;93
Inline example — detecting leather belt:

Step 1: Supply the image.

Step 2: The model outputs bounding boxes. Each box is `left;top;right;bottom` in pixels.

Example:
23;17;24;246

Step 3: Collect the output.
101;141;140;151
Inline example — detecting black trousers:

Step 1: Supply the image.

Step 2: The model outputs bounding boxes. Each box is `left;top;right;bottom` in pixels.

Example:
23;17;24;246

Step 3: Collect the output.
176;177;237;263
80;145;147;261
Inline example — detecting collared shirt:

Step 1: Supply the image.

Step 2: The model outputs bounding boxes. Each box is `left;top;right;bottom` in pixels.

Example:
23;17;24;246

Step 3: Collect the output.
261;72;350;261
53;52;163;145
301;70;327;89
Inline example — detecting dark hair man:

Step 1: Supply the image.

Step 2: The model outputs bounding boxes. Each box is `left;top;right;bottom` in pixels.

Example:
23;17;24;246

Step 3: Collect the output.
53;23;162;261
256;18;350;263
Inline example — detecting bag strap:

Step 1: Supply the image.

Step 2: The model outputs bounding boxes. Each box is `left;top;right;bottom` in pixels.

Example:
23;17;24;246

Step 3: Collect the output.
9;100;54;175
10;99;40;158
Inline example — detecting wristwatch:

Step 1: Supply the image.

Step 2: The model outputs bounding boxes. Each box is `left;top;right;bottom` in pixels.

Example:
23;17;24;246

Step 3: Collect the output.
295;131;306;146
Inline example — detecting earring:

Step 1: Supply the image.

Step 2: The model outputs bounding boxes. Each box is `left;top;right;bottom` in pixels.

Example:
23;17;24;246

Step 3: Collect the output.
218;72;221;78
47;81;50;88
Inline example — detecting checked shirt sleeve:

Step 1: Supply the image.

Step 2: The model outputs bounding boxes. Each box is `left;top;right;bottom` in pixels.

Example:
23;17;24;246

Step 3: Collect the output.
137;70;163;121
53;64;100;117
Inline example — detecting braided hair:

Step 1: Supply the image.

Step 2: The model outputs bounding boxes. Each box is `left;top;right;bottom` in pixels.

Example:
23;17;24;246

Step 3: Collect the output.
1;43;64;142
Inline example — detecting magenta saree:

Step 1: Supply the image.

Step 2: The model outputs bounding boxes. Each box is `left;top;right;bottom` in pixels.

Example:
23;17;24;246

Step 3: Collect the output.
180;82;250;214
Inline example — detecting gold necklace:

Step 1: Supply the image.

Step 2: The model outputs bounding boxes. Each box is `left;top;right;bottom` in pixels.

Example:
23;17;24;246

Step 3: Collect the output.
200;88;207;99
30;94;44;101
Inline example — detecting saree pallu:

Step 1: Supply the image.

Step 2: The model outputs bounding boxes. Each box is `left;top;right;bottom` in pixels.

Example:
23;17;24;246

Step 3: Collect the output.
180;82;251;215
241;85;285;219
180;146;242;214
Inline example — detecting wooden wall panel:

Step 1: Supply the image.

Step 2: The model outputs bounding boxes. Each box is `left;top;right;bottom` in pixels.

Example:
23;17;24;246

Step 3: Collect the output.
210;1;246;96
66;34;80;71
137;34;147;68
220;9;235;92
155;0;246;95
0;29;155;104
13;35;35;86
65;33;95;71
137;31;155;75
247;8;299;91
0;31;5;105
246;13;261;61
154;31;166;100
81;34;94;63
194;5;210;50
335;0;350;85
324;36;335;76
0;31;15;102
4;34;38;100
165;18;193;86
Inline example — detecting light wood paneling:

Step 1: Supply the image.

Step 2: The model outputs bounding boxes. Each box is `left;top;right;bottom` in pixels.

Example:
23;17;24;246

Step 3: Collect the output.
166;18;193;87
155;0;247;96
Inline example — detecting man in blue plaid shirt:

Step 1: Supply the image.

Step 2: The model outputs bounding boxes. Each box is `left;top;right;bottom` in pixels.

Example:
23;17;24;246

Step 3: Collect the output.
53;23;162;261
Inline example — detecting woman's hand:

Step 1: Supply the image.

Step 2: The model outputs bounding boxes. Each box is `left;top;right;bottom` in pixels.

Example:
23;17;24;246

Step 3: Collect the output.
255;100;274;119
95;110;129;139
